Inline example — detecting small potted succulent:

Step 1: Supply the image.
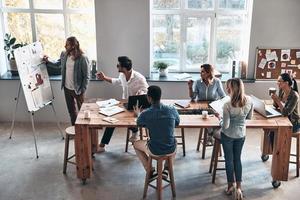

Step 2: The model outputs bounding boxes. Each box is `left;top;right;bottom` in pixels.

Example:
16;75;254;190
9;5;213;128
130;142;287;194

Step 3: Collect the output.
153;61;169;77
3;33;26;76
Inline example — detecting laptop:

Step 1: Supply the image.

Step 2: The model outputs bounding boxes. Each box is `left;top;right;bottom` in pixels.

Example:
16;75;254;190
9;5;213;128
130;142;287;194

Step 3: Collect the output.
251;95;282;118
124;95;151;110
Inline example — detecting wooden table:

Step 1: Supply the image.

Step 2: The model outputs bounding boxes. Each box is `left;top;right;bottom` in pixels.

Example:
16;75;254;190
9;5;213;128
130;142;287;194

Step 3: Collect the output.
74;100;292;187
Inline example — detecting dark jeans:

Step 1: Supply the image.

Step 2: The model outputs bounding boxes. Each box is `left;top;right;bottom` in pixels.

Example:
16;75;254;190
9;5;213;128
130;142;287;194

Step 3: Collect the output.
221;132;245;183
101;127;138;145
64;87;84;125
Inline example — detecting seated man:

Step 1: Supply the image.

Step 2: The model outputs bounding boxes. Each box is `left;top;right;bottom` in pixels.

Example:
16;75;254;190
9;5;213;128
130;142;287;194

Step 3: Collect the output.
133;85;180;178
96;56;149;152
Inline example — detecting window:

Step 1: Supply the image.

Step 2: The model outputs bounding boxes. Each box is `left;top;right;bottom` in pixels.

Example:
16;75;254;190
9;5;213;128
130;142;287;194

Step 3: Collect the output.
0;0;96;69
151;0;252;75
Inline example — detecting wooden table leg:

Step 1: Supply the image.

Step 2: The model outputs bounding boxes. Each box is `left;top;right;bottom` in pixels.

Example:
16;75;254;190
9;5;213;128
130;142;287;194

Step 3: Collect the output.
260;129;274;161
271;125;292;182
91;129;99;154
75;124;92;182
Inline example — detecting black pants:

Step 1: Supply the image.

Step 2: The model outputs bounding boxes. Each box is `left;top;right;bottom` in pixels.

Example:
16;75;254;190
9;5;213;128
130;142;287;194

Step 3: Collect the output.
64;88;84;125
101;127;138;145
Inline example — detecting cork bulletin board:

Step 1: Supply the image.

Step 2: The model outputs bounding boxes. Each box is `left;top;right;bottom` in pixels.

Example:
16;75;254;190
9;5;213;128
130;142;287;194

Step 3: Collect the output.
255;47;300;80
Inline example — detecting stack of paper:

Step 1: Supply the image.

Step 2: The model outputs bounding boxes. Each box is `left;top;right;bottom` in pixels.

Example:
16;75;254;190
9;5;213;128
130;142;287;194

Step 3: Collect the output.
96;99;120;108
99;106;124;116
174;100;190;108
102;117;119;123
174;73;192;80
209;96;230;116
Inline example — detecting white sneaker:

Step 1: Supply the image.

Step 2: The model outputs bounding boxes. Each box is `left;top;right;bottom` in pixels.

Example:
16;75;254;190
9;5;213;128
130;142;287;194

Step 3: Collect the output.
97;146;105;153
129;134;138;143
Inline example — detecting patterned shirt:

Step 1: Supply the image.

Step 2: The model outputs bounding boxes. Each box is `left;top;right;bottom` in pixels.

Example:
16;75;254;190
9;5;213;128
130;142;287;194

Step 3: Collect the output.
111;70;148;99
137;103;180;155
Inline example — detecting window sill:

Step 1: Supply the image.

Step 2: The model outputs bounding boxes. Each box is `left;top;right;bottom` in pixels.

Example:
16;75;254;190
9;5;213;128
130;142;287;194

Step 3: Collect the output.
0;72;255;83
0;72;101;81
148;72;255;83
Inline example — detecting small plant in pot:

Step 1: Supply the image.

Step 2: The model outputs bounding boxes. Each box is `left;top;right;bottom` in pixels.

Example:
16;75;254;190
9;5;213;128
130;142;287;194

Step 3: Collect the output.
153;61;169;77
4;33;26;76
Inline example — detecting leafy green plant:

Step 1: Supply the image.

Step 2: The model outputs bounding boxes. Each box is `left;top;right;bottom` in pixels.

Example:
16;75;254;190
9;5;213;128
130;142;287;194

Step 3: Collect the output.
3;33;26;60
153;61;169;70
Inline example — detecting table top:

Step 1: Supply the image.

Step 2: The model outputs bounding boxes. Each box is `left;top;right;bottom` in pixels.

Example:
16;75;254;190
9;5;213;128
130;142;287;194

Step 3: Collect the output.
75;99;292;129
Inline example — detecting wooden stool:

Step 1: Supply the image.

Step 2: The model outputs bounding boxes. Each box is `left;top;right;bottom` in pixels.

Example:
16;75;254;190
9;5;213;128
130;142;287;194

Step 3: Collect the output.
63;126;76;174
175;128;186;156
196;128;213;159
290;132;300;177
125;128;148;152
209;133;225;183
143;152;176;200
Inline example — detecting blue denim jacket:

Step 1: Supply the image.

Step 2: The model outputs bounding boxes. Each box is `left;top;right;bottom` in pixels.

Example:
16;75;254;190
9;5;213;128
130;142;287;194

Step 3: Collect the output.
221;96;253;138
192;78;226;101
137;103;180;155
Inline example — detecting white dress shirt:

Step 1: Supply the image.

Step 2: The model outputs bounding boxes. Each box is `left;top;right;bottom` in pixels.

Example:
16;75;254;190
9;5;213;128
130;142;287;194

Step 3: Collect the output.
111;70;149;99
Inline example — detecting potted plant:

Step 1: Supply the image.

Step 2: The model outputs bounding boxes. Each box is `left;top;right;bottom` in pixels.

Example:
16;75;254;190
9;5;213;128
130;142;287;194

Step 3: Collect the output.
153;61;169;77
4;33;26;76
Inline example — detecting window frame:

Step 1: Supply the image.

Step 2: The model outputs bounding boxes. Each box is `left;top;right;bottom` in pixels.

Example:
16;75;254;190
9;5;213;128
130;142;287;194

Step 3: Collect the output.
0;0;96;72
151;0;252;73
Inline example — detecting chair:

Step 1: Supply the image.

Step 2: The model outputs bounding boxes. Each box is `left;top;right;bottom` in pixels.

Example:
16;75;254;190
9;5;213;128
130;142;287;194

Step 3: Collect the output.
196;128;214;159
209;132;225;183
143;152;176;200
63;126;76;174
175;128;186;156
125;128;148;152
289;132;300;177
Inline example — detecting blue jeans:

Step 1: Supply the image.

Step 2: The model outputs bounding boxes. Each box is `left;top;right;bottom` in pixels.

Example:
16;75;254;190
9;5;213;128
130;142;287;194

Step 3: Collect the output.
221;132;245;183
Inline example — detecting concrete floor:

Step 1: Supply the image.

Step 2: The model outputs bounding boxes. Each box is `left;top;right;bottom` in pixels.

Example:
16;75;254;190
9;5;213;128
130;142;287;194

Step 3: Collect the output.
0;122;299;200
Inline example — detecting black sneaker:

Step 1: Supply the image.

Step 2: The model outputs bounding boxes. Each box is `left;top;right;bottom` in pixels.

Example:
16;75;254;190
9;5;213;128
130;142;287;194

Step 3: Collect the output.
149;169;158;181
162;169;169;180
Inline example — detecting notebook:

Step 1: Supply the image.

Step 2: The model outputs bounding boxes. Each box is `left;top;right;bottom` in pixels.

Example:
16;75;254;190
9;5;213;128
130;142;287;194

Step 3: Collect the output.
251;95;281;118
96;99;120;108
99;106;125;116
174;100;190;108
124;95;151;110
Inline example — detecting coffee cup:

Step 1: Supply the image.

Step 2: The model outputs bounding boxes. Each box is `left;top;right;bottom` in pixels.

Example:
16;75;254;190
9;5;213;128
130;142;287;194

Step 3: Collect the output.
84;110;90;119
268;87;276;96
202;110;208;119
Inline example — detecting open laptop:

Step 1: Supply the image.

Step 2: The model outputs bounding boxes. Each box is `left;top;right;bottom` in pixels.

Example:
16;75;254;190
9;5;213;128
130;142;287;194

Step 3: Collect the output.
251;95;282;118
124;95;151;110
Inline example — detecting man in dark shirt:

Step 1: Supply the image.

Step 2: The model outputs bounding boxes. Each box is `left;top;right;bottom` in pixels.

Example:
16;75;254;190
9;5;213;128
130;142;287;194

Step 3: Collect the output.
133;85;180;178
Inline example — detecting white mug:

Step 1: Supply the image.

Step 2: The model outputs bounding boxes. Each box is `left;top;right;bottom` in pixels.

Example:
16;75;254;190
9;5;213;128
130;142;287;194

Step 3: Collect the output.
84;110;90;119
202;110;208;119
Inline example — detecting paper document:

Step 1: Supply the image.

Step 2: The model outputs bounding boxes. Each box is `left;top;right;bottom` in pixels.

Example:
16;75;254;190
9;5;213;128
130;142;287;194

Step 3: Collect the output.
174;100;190;108
209;96;230;117
174;73;192;80
102;117;119;123
96;99;120;108
99;106;124;116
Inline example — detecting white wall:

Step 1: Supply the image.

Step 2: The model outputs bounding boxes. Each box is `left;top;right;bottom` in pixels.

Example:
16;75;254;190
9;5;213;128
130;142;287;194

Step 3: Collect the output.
248;0;300;78
0;0;299;122
95;0;150;77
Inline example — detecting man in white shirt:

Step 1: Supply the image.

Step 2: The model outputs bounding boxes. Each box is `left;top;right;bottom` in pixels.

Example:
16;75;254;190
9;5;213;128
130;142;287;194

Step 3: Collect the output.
96;56;149;152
